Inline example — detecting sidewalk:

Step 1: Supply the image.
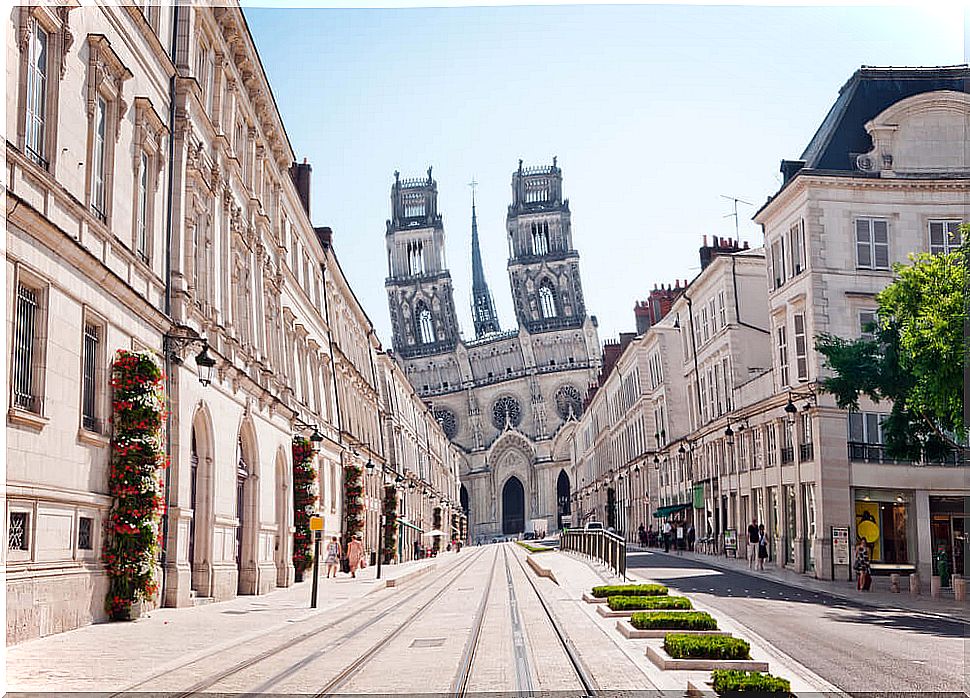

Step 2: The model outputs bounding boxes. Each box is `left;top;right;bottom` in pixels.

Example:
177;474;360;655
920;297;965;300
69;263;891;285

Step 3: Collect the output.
6;552;457;694
628;544;969;622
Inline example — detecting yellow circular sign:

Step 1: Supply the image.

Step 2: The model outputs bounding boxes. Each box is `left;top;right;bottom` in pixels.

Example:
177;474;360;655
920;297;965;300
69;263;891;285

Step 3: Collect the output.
858;519;879;543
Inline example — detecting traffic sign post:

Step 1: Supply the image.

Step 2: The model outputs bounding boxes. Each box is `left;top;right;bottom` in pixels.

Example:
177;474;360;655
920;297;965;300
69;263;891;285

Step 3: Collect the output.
309;515;324;608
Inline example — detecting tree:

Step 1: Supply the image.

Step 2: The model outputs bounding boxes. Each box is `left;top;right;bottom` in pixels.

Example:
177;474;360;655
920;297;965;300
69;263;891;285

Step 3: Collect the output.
815;224;968;463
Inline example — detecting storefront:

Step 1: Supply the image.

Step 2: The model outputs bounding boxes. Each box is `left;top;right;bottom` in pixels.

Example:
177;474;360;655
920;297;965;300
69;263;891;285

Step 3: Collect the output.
853;489;916;574
929;496;967;582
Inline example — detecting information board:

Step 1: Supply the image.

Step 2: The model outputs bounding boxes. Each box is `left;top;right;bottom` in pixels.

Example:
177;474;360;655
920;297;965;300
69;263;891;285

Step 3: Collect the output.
723;528;738;554
832;526;850;565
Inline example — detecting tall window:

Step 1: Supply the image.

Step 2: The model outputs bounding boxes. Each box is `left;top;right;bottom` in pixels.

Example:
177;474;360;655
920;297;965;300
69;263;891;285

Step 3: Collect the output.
538;282;557;319
91;96;107;221
859;310;877;340
776;324;789;387
855;218;890;270
929;220;961;255
789;220;806;276
82;323;100;432
13;283;41;413
136;152;149;260
417;305;435;344
700;306;710;342
532;221;550;255
25;19;49;167
717;290;726;327
793;313;808;382
771;238;786;289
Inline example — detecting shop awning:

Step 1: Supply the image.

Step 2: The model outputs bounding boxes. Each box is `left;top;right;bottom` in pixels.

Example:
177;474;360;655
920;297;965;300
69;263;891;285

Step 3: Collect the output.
396;518;423;533
653;503;690;518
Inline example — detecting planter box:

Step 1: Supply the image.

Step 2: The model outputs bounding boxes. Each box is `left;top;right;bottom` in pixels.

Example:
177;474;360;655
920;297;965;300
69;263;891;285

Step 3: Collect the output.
645;644;768;672
582;592;608;604
598;605;694;618
687;679;797;697
616;619;730;639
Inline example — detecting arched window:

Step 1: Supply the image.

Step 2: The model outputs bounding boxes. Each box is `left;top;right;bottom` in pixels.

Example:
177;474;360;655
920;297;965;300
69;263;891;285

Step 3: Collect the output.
531;221;549;255
416;303;435;344
538;281;557;319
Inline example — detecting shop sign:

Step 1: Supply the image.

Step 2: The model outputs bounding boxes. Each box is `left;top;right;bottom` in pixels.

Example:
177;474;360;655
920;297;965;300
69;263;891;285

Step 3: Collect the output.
832;526;850;565
693;485;705;509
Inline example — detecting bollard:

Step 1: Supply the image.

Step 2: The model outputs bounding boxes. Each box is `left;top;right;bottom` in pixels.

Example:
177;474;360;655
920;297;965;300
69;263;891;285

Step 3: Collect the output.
889;573;900;593
930;575;942;599
909;572;921;596
954;575;966;602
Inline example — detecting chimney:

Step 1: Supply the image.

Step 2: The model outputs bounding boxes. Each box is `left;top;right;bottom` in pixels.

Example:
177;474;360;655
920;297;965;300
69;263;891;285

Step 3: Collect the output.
289;158;312;218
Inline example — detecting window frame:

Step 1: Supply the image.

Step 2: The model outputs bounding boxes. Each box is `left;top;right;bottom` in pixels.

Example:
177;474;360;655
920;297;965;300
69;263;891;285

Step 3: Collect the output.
854;217;890;270
928;219;962;255
776;323;789;387
10;268;49;419
131;97;167;264
7;507;33;562
793;312;808;382
789;219;806;276
80;311;107;436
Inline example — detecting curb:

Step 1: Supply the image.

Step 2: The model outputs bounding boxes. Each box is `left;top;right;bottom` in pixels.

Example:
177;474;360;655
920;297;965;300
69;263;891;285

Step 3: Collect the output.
630;547;970;627
525;551;560;584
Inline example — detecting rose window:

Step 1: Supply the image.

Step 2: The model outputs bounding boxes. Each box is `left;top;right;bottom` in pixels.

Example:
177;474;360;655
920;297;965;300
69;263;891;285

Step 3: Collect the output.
555;385;583;420
491;396;522;430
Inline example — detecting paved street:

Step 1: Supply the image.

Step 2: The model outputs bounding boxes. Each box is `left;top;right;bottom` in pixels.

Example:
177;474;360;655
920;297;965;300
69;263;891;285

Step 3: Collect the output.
629;548;969;696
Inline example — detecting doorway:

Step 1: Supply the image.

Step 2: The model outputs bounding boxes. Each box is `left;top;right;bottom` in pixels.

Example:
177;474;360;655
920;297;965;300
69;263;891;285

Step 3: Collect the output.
556;470;570;530
502;477;525;535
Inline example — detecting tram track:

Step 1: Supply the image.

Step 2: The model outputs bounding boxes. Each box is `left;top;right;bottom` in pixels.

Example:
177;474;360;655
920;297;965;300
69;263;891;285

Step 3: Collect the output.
115;547;487;698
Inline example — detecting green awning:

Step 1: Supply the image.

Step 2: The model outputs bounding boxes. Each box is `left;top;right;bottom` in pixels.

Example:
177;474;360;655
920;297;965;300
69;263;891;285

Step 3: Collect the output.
396;518;423;533
653;503;690;518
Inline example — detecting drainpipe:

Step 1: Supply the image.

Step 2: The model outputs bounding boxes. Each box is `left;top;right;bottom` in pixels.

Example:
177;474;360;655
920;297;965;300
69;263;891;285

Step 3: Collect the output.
159;2;180;606
731;254;769;335
320;253;345;548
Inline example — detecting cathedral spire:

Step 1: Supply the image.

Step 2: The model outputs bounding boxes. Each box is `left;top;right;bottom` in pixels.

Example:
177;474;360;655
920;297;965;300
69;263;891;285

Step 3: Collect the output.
469;179;501;338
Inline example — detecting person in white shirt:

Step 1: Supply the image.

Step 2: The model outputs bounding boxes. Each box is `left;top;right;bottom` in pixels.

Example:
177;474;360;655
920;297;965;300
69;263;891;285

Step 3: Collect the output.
662;520;672;553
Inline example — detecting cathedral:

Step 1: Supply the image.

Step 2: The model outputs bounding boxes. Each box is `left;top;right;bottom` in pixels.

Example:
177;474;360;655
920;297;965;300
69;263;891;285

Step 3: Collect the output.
384;159;601;541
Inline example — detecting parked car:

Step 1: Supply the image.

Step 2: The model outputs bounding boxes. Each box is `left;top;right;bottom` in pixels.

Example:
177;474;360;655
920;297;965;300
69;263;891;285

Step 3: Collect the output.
584;521;604;531
523;532;536;540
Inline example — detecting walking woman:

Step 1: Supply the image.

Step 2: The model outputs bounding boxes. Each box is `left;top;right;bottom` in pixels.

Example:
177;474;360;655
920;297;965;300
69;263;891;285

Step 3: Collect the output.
757;524;769;570
854;538;872;591
347;534;365;578
325;536;341;578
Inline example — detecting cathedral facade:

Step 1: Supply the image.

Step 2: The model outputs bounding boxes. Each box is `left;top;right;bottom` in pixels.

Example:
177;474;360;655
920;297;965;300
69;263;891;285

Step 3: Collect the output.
385;160;601;541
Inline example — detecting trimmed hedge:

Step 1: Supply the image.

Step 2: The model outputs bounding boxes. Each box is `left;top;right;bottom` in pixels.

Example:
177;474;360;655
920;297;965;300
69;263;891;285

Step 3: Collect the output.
664;634;750;660
630;611;717;630
516;541;551;553
711;670;792;695
608;595;692;611
591;583;668;598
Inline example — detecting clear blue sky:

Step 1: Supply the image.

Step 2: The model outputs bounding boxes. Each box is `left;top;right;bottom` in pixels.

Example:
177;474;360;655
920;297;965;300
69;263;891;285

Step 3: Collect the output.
243;3;965;348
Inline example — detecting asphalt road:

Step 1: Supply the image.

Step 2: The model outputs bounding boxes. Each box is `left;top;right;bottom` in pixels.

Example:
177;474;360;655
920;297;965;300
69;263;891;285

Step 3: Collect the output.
629;549;968;696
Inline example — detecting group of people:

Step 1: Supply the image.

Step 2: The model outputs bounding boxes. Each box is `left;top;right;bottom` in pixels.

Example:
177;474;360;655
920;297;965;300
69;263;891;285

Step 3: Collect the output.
746;518;771;570
636;521;696;553
323;534;366;579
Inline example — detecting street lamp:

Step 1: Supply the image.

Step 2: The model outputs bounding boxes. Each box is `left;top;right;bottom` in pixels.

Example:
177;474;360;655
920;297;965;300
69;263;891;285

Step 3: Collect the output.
164;327;217;387
784;395;798;425
724;424;735;447
294;419;324;452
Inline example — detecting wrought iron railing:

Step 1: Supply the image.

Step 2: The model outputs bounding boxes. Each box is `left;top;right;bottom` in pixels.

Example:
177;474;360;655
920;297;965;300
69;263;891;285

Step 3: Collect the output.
847;442;963;466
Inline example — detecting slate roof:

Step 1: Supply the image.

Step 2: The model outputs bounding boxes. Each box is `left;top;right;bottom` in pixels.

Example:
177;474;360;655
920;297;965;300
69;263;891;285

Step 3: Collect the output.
800;65;968;172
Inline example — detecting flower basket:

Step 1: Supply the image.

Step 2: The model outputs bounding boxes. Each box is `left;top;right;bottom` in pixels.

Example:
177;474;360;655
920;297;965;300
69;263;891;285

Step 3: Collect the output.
292;437;318;576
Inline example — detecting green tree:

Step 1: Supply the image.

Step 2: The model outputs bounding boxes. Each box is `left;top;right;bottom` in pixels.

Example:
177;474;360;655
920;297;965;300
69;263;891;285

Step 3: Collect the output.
815;224;968;462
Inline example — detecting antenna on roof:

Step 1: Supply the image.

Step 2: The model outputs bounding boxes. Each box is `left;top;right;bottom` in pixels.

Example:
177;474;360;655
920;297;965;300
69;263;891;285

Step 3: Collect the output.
720;194;753;240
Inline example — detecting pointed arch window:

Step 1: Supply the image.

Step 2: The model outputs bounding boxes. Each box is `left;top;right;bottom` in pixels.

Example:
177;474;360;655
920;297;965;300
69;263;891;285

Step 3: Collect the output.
416;303;435;345
538;280;557;319
407;240;425;276
531;221;549;255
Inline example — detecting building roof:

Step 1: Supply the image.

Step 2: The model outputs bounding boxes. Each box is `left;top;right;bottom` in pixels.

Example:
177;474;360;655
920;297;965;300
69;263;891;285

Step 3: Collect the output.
799;65;969;172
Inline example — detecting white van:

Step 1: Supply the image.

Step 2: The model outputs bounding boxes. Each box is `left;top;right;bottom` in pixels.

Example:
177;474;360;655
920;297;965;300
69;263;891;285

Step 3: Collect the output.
584;521;604;531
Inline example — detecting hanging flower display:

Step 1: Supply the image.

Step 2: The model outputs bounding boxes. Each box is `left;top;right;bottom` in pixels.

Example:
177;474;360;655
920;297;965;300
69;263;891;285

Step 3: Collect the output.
382;485;398;563
103;350;167;621
343;465;364;541
292;437;318;579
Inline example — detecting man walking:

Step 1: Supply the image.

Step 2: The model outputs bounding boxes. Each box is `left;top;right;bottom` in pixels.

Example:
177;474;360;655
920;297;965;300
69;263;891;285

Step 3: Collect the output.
662;520;672;553
747;518;760;570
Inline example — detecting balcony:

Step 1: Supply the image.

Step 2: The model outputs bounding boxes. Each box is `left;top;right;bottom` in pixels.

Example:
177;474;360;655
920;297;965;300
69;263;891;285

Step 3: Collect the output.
799;443;814;461
848;442;964;466
780;447;794;464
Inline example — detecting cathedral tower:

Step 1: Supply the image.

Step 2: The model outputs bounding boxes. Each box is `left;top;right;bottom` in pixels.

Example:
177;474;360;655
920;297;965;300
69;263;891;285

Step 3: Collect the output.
385;168;461;358
469;189;501;338
506;158;587;333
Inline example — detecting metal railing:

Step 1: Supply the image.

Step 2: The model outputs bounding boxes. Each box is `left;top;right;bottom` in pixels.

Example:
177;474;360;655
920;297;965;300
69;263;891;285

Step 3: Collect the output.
847;442;964;466
560;529;627;580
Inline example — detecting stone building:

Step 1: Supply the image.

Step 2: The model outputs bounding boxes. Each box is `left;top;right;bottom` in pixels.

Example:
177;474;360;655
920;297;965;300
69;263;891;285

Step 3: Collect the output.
385;160;601;541
575;66;970;583
5;1;459;644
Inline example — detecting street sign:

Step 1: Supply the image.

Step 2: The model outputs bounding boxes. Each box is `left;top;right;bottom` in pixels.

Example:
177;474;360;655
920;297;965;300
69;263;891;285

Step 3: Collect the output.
309;515;324;532
832;526;850;565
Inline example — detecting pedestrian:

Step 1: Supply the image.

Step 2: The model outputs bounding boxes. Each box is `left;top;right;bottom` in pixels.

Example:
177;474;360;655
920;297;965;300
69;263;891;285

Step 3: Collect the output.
757;524;769;570
687;523;696;552
662;520;672;553
637;523;646;547
413;539;421;560
324;536;341;579
854;538;872;591
747;518;760;570
347;534;364;578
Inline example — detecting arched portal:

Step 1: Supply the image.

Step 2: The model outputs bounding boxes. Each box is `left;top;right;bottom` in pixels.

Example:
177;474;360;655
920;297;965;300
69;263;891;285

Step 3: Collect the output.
502;476;525;535
235;422;259;595
189;405;214;596
557;470;571;530
460;484;469;514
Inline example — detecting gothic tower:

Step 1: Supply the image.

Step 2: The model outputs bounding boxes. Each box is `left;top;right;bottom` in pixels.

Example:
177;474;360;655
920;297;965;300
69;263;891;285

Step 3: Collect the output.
506;158;587;333
469;189;501;338
385;168;461;358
